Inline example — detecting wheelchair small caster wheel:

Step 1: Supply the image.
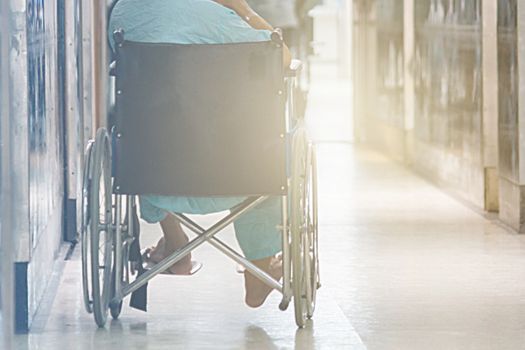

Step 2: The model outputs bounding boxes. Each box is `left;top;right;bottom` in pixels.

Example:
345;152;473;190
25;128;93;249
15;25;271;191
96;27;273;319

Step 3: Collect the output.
279;299;290;311
110;300;123;320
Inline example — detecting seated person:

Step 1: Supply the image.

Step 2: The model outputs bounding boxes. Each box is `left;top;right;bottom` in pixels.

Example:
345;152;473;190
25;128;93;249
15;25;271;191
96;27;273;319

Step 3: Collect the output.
109;0;292;308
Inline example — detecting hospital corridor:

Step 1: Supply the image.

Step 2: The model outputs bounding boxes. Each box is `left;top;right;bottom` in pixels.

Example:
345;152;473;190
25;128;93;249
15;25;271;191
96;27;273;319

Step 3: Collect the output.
3;1;525;349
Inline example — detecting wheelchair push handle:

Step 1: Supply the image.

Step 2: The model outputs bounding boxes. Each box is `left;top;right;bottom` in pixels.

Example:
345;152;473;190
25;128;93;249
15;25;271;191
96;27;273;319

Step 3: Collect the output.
286;59;303;77
271;28;283;45
270;29;301;76
113;28;125;47
109;29;125;77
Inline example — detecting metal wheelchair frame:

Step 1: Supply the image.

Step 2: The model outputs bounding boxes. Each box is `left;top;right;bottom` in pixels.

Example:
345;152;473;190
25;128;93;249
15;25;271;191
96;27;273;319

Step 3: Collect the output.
81;30;319;329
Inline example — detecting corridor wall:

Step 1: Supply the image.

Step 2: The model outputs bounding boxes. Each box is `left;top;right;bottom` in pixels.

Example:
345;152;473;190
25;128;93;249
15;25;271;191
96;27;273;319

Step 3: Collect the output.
5;0;103;333
369;0;407;161
496;0;525;232
353;0;494;212
412;0;484;208
1;0;15;346
10;0;65;332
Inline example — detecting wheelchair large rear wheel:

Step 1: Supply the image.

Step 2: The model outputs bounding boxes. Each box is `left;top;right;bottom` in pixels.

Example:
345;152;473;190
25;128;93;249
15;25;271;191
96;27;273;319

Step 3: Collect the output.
305;144;319;319
81;141;94;314
90;128;114;327
291;126;318;328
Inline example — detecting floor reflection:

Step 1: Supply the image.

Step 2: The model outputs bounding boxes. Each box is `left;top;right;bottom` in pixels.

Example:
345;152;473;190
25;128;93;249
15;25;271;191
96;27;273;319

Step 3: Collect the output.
294;320;316;350
243;325;278;350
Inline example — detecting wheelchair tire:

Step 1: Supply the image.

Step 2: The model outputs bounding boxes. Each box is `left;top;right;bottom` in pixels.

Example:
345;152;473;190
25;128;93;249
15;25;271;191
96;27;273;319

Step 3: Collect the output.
81;141;94;314
291;125;309;328
305;144;319;319
89;128;114;327
110;300;123;320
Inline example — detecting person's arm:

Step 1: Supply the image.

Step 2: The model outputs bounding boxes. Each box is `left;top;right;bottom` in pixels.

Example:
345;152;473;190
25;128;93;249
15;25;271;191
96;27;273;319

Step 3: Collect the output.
214;0;292;67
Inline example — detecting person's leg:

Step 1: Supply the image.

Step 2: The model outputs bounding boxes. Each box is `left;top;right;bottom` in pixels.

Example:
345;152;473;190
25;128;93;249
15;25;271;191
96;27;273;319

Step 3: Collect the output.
233;197;283;307
139;195;243;275
243;255;282;308
148;213;194;274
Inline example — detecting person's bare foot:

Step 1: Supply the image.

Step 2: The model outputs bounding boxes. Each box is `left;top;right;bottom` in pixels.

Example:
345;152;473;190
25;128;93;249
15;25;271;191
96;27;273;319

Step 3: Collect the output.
244;255;283;308
146;237;194;275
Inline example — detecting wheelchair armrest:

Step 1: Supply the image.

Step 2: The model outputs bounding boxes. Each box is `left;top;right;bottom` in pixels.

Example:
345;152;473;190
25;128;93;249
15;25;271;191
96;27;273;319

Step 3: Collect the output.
109;61;117;76
285;59;303;77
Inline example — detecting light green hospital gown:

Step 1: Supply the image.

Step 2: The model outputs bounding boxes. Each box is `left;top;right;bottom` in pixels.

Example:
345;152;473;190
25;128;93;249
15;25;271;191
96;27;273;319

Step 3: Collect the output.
109;0;282;260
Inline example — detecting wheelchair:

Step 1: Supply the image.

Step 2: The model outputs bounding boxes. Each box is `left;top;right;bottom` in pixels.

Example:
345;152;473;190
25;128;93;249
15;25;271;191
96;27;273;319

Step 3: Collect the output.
81;29;319;328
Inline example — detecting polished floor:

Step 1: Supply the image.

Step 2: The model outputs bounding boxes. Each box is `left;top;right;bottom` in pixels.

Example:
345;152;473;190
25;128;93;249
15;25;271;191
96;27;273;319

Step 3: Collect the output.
320;145;525;349
13;63;525;349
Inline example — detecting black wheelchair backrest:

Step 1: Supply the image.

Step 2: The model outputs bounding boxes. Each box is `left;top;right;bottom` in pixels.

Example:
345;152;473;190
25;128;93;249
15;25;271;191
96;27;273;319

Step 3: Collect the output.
113;38;287;197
